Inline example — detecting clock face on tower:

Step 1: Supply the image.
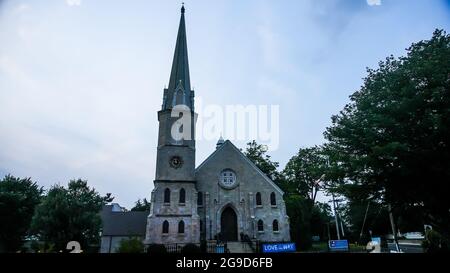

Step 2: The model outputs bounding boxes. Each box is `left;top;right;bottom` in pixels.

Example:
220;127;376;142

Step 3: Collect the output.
219;169;237;189
169;156;183;169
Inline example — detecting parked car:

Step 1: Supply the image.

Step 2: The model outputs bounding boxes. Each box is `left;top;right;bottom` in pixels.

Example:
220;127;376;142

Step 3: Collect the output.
404;232;425;240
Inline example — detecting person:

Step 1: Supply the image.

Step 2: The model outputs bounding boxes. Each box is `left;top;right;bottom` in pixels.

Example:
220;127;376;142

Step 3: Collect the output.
366;241;381;253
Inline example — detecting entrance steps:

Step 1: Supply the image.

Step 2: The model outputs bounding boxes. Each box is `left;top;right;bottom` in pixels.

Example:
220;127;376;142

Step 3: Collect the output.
226;242;254;253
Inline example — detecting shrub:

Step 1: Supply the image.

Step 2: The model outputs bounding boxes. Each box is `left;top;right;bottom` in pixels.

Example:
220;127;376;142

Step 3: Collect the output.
146;244;167;254
181;243;201;254
116;237;144;253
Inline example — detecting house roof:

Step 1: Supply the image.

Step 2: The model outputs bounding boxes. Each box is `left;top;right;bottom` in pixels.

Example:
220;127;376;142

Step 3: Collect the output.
100;206;148;237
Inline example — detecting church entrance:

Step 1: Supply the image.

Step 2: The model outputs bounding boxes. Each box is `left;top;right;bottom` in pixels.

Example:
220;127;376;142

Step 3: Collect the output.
220;207;238;241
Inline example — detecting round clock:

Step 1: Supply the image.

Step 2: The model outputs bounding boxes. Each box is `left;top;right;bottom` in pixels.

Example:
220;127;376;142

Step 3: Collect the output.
169;156;183;169
219;169;237;189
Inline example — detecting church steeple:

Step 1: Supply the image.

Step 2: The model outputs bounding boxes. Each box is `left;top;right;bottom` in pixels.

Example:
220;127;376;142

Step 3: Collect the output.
163;3;193;110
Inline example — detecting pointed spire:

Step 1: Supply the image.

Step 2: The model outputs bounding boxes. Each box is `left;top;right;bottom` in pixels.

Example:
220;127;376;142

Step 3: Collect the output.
216;135;225;149
165;3;191;109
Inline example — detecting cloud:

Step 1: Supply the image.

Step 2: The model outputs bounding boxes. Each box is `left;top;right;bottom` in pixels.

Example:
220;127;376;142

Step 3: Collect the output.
16;3;30;12
367;0;382;6
66;0;82;6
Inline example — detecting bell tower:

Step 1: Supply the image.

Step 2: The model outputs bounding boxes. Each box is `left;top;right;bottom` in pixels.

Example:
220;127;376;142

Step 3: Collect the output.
155;2;196;183
146;4;200;246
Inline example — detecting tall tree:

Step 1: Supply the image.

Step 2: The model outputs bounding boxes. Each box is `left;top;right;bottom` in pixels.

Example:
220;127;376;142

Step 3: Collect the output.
243;140;281;181
30;179;113;251
283;146;327;202
0;175;43;252
324;30;450;242
131;198;151;211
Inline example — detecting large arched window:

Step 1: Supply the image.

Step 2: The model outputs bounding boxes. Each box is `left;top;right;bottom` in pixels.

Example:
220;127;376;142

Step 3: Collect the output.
273;220;279;232
162;220;169;234
164;188;171;204
257;220;264;232
256;192;262;206
178;220;185;234
179;188;186;204
270;192;276;206
197;191;203;206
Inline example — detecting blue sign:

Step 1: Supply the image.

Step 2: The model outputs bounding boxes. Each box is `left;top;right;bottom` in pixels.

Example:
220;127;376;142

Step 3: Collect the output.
216;245;225;253
262;243;296;253
328;240;349;251
371;237;381;245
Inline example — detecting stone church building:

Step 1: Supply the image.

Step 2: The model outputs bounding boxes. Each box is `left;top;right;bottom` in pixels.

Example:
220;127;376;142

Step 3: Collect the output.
101;6;290;252
144;5;290;247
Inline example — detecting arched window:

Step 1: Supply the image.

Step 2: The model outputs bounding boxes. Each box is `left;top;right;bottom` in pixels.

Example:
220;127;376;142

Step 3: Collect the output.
270;192;276;206
257;220;264;232
273;220;279;232
164;188;170;204
162;220;169;234
197;191;203;206
256;192;262;206
178;220;185;234
179;188;186;204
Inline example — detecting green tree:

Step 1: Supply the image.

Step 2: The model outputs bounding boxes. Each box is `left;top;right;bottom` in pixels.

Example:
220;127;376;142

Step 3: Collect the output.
243;140;281;181
310;202;333;241
30;179;113;251
131;198;151;211
283;146;327;202
324;30;450;242
284;195;312;249
339;198;390;244
116;237;144;253
0;175;43;252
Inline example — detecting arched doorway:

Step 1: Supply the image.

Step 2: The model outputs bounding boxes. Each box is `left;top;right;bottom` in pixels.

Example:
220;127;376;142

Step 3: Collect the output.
220;206;238;241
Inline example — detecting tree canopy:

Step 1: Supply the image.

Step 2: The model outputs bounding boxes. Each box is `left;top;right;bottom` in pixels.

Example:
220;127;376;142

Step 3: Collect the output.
0;175;43;252
131;198;151;211
243;140;281;181
324;29;450;240
283;146;327;202
30;179;113;251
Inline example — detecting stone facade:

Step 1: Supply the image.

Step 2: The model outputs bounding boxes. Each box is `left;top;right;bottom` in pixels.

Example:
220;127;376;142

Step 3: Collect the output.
196;141;290;242
146;182;200;244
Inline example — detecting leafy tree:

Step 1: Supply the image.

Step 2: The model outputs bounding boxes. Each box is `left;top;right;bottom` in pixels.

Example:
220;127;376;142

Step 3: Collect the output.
339;199;390;244
0;175;43;252
116;237;144;253
283;146;327;202
284;194;312;249
131;198;151;211
310;202;333;240
324;29;450;242
243;140;281;181
30;179;113;251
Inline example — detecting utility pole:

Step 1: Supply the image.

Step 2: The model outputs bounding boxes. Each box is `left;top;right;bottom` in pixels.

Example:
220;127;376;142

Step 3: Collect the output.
388;204;401;252
332;193;340;240
340;216;345;237
359;201;370;242
334;197;345;237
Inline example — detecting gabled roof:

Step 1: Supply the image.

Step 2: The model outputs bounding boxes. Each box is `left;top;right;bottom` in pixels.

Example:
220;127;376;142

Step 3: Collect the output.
195;140;284;195
100;206;148;236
